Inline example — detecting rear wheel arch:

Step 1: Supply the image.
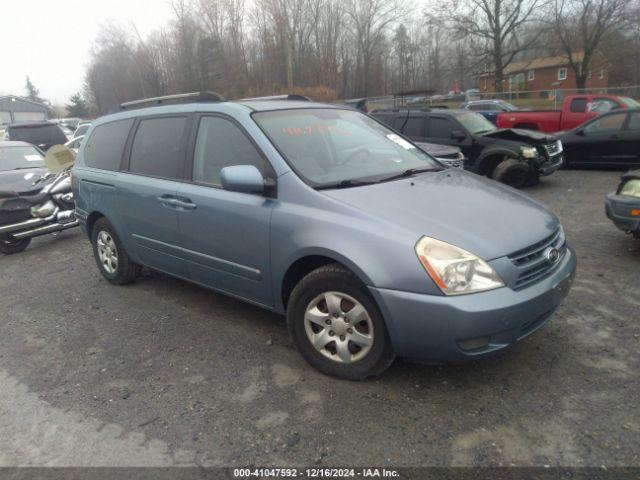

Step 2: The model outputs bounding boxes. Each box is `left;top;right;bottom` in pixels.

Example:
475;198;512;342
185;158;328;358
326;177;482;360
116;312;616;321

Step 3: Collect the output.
85;211;105;238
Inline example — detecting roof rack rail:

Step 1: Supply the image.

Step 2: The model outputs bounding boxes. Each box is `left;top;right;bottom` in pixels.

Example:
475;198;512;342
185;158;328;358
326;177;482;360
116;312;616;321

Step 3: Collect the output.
119;91;226;111
371;107;432;113
240;94;312;102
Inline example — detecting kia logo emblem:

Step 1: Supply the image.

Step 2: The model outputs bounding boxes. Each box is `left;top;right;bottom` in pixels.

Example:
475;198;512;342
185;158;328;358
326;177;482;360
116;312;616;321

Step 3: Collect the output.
545;247;560;264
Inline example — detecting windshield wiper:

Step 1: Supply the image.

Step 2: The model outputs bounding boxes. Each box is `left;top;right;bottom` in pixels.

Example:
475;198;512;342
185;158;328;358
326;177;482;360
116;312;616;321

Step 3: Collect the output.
377;167;442;183
316;179;376;190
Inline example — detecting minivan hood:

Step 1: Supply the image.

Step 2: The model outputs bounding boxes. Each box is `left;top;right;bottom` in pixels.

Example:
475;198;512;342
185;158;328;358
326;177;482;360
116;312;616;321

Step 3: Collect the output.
0;168;47;194
322;169;559;260
482;128;555;144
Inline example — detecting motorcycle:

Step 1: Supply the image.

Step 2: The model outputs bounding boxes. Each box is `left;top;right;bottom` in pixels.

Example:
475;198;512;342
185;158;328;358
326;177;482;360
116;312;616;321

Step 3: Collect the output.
0;147;78;255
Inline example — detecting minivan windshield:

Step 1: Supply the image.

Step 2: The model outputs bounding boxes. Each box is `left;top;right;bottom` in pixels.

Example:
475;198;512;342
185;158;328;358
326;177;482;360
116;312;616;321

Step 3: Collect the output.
456;112;498;135
253;108;442;188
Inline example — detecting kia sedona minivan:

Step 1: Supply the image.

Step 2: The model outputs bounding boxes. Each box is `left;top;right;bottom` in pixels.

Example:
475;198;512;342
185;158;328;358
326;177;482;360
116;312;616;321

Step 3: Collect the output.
73;93;576;380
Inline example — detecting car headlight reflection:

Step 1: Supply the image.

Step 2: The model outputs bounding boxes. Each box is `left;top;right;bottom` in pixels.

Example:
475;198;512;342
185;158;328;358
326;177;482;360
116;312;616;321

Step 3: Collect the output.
415;236;505;296
620;179;640;198
520;146;539;159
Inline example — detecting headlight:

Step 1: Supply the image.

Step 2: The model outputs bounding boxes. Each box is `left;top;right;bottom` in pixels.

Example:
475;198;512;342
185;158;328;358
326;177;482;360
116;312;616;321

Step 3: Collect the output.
415;236;505;295
620;179;640;198
520;146;538;159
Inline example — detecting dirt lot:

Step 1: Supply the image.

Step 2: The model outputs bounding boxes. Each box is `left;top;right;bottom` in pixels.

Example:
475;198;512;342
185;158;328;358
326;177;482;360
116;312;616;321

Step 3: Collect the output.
0;169;638;467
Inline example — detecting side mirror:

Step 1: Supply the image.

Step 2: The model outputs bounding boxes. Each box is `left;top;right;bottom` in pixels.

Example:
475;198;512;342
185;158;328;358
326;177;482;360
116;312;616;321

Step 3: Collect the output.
576;129;585;136
451;130;466;141
220;165;266;194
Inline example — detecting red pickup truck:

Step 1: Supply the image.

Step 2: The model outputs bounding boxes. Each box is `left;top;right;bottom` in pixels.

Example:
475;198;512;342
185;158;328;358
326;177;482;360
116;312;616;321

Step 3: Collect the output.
496;94;639;133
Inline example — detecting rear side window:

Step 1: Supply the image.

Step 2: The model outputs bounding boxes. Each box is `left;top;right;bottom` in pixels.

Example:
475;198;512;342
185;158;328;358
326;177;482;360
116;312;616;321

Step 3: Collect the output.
129;117;187;178
403;117;423;137
84;119;134;171
9;124;66;146
193;117;266;186
569;98;587;113
428;117;454;138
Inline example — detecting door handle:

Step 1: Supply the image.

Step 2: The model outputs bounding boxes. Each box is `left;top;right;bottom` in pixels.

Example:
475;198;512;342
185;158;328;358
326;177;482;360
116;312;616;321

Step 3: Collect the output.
174;197;197;210
157;195;180;208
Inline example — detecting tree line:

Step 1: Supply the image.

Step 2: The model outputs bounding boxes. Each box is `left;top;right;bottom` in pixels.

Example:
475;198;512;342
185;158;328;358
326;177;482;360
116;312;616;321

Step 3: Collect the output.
79;0;639;115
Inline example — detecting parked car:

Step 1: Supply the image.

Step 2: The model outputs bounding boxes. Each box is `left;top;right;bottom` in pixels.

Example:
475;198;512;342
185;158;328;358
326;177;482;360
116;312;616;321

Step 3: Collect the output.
496;94;639;133
605;169;640;238
465;89;481;101
59;124;75;141
415;142;465;169
0;141;47;193
65;135;85;153
0;142;77;254
2;121;68;152
73;93;576;379
460;99;519;124
559;108;640;169
72;122;91;139
371;108;563;187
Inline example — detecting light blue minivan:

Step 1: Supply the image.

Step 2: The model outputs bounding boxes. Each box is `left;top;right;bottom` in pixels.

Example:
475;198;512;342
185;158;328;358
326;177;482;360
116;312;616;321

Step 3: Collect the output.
73;93;576;379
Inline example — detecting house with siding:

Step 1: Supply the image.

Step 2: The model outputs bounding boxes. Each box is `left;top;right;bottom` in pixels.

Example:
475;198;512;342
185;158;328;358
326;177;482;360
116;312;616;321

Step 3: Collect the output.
477;53;609;95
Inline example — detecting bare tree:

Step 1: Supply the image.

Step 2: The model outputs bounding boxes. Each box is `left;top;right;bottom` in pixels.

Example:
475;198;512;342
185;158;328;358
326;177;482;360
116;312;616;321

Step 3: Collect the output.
345;0;407;96
553;0;628;91
439;0;546;93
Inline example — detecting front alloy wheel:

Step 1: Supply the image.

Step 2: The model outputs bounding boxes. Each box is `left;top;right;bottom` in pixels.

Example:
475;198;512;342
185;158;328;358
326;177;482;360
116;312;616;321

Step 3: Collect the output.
304;291;374;364
287;264;394;380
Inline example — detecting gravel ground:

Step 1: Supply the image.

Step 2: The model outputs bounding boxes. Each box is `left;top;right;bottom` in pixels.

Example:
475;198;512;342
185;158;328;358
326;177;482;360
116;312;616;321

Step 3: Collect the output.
0;169;638;467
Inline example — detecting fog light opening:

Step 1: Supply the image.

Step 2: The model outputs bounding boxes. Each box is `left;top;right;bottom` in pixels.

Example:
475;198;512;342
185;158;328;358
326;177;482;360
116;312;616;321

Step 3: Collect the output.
457;336;491;352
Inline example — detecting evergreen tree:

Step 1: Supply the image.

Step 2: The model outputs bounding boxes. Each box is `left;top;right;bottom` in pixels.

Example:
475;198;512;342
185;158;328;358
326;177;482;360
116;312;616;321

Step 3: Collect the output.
66;93;89;118
25;76;43;103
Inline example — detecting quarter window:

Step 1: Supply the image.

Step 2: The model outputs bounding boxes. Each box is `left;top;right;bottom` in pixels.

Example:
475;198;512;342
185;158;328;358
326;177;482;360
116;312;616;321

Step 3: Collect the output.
193;117;266;187
84;119;134;171
129;117;187;178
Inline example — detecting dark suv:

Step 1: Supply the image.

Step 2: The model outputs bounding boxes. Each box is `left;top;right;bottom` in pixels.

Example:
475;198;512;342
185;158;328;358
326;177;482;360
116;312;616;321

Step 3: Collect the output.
371;108;563;187
3;122;67;152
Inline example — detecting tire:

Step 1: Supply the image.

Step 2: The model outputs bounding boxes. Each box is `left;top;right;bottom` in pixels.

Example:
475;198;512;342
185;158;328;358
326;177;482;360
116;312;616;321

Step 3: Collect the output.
91;217;140;285
286;263;395;380
0;235;31;254
524;172;540;187
492;158;533;188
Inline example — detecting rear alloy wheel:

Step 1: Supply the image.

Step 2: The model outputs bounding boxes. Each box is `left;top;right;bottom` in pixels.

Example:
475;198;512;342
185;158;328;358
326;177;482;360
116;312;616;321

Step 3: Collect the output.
91;217;140;285
287;264;394;380
0;234;31;255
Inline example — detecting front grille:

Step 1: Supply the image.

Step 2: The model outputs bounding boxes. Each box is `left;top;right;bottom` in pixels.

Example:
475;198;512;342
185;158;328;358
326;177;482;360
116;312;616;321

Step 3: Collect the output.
508;228;567;289
543;140;563;157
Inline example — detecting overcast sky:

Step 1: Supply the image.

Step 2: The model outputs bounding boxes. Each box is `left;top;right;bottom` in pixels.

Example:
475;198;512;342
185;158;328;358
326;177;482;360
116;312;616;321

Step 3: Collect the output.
1;0;174;105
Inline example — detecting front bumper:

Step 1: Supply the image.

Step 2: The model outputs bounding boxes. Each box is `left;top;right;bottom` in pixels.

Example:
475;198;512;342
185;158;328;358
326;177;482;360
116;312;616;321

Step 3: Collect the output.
538;153;564;176
605;192;640;235
369;246;576;362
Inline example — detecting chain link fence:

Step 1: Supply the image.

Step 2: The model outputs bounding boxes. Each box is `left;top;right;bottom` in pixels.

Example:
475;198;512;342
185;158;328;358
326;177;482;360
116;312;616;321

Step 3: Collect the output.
345;86;640;111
